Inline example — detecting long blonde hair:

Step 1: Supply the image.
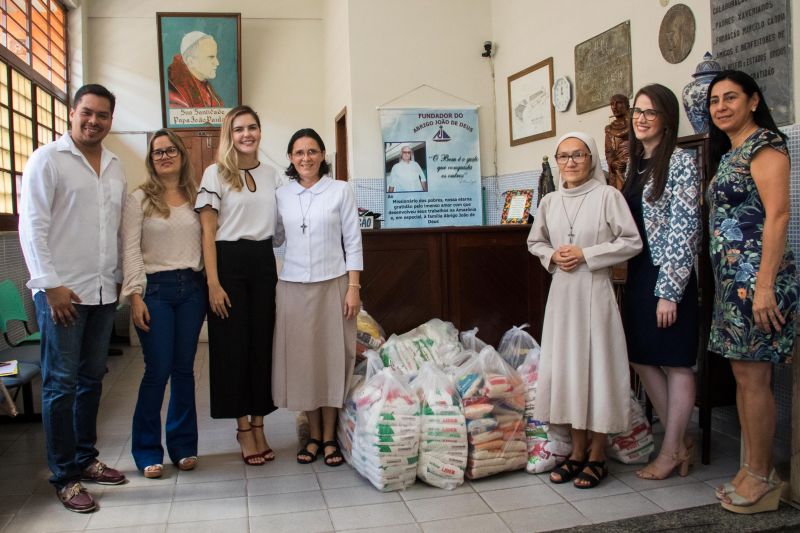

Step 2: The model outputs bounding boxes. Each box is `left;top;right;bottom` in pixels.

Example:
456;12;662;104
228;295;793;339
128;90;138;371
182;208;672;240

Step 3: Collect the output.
217;105;261;191
140;129;196;218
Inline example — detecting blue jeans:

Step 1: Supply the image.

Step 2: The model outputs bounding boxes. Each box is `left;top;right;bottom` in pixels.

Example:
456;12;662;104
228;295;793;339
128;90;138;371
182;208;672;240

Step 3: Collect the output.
131;269;206;470
34;291;116;488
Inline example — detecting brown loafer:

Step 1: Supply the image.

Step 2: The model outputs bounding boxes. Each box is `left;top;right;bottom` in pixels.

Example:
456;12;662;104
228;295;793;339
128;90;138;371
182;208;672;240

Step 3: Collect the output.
81;460;126;485
57;481;96;513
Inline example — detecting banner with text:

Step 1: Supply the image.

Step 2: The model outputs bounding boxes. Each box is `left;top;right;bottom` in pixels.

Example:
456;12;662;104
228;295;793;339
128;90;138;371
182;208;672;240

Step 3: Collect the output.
380;108;482;228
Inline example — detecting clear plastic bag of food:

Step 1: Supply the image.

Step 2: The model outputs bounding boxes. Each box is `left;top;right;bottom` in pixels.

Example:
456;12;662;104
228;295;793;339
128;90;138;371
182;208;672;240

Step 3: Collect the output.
411;362;467;490
351;363;420;491
453;346;527;479
459;327;488;353
606;395;654;464
379;318;461;373
338;350;384;462
498;323;541;370
356;307;386;358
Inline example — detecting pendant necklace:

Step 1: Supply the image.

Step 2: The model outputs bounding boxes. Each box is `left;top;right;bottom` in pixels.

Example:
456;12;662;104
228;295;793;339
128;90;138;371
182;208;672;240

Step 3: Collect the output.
561;192;589;244
299;193;314;234
637;157;651;175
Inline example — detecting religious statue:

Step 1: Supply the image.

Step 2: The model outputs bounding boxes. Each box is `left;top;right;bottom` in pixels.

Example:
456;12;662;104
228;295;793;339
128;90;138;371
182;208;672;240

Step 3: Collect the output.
604;94;630;190
537;155;555;206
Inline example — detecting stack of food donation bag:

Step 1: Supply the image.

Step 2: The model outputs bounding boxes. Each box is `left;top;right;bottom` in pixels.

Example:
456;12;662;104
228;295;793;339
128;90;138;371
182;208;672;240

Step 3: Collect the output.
379;319;464;372
455;346;528;479
356;308;385;360
350;362;421;491
411;362;468;490
606;394;654;464
515;347;572;473
498;323;540;369
337;351;384;462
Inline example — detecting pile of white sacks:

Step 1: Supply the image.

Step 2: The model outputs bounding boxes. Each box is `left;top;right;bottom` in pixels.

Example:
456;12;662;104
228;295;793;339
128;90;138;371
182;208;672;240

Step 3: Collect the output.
336;320;652;492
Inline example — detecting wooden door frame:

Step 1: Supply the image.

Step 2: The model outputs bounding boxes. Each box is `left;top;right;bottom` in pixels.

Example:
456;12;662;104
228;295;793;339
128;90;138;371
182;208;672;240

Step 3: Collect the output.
335;107;348;181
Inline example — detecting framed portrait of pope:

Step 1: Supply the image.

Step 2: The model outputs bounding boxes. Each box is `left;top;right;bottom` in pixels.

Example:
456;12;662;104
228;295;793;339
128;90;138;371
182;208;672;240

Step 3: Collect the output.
157;13;242;129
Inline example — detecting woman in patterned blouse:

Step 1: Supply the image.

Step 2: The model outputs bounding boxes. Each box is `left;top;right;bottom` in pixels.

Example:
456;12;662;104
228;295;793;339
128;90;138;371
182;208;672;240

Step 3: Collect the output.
621;84;701;481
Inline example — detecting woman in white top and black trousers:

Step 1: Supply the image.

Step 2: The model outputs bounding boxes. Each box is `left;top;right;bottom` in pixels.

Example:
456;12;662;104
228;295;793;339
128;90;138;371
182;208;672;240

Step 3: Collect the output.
195;106;283;466
272;128;363;466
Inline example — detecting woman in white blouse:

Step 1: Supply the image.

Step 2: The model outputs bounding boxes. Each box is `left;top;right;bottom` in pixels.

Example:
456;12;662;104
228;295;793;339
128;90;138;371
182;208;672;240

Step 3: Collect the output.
195;106;283;466
273;128;363;466
121;129;206;478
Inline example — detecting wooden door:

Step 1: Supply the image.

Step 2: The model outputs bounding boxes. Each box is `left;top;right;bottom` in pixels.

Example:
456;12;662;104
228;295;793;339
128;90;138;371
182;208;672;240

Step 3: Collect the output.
335;107;348;181
175;130;219;184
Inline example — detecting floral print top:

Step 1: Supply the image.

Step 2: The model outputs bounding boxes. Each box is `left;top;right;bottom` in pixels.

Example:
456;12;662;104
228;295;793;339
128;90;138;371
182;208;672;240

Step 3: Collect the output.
707;128;797;362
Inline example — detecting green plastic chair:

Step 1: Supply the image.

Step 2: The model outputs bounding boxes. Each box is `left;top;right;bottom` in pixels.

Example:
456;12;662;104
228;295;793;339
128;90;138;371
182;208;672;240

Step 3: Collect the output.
0;279;41;347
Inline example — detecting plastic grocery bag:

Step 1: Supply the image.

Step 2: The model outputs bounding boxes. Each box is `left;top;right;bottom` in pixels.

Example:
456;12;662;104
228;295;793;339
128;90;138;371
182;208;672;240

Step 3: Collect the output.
515;344;573;474
606;395;654;464
379;319;461;373
453;346;528;479
357;307;386;358
498;323;542;369
459;327;488;353
351;365;421;491
338;350;384;462
411;362;467;490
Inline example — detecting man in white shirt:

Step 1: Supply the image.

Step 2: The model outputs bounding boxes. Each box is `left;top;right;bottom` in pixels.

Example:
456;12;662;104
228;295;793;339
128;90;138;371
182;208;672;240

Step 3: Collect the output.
387;145;428;192
19;84;128;513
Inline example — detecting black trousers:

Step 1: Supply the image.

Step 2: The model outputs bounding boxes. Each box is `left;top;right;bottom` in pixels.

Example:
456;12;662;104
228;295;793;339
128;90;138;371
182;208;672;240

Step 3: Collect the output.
208;239;277;419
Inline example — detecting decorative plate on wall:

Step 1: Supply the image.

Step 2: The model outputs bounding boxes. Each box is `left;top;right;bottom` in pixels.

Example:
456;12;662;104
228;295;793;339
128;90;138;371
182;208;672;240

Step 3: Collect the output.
659;4;695;64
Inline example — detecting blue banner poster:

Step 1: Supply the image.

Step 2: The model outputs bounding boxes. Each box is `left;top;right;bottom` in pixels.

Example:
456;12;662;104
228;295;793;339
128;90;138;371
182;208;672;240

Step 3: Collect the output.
380;108;482;228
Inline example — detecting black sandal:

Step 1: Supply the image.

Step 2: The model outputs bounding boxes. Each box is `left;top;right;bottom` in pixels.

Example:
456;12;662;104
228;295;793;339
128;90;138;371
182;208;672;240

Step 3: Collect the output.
322;440;344;467
574;460;608;489
549;458;584;484
297;438;322;464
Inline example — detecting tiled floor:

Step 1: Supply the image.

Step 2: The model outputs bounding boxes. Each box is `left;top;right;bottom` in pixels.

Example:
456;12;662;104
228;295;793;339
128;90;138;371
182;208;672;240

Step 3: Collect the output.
0;344;743;532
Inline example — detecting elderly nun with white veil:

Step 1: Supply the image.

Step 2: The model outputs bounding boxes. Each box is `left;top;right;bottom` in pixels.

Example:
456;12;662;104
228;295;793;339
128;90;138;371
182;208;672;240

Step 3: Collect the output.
527;131;642;490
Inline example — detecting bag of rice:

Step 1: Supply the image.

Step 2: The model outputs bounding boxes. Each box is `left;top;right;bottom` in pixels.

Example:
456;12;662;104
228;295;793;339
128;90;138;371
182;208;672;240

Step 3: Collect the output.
411;362;467;490
351;366;420;491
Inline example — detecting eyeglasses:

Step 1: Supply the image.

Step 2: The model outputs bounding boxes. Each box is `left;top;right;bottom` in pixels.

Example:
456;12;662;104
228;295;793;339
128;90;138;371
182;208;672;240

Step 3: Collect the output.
292;149;321;159
631;107;660;121
554;151;591;165
151;146;179;160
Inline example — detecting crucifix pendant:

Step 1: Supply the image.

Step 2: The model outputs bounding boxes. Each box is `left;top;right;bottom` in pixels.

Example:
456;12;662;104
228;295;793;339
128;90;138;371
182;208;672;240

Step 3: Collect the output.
301;222;307;234
567;230;575;244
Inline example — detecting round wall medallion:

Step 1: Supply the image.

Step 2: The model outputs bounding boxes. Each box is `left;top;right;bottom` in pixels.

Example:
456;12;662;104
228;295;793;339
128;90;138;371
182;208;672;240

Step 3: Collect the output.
659;4;695;64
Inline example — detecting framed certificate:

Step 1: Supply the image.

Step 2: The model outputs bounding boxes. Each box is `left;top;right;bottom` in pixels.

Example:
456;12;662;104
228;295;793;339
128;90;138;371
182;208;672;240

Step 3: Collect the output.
501;189;533;224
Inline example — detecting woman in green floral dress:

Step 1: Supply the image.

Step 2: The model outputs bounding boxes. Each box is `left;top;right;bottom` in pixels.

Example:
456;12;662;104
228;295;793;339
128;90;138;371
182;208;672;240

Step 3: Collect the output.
706;70;798;514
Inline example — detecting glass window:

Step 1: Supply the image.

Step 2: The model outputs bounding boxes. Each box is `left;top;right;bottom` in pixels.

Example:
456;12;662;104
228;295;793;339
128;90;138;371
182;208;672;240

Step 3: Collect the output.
0;0;66;92
0;61;67;222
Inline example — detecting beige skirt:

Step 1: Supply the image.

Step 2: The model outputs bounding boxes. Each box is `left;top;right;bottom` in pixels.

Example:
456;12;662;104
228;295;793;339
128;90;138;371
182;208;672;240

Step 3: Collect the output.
272;275;356;411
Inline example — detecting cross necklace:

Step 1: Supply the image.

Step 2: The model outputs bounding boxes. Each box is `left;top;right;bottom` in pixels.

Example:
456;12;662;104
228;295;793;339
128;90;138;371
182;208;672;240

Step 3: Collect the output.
560;192;589;244
299;193;314;234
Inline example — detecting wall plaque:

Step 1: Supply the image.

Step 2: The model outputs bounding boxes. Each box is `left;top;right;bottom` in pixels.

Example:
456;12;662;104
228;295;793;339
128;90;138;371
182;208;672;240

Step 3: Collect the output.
711;0;793;125
659;4;696;64
575;21;633;115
